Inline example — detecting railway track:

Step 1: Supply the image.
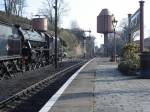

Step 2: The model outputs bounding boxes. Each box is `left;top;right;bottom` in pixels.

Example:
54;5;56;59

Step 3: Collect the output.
0;60;86;112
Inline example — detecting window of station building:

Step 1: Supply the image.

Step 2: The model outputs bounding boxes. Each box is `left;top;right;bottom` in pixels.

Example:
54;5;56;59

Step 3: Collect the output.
0;24;13;39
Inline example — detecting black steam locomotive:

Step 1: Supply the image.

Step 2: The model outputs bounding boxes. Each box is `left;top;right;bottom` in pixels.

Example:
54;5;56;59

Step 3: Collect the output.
0;22;63;77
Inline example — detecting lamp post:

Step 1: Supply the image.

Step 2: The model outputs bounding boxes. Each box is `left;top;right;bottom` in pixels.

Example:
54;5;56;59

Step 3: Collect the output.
112;18;118;62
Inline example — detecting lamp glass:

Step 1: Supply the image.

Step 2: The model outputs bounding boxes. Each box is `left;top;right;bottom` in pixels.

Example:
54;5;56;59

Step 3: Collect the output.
112;19;118;29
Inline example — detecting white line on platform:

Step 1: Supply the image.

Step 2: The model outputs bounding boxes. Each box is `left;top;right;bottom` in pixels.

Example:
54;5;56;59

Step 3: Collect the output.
39;58;95;112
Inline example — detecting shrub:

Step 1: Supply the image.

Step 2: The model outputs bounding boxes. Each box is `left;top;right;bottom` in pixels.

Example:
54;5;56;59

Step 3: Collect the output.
118;61;138;75
118;43;140;75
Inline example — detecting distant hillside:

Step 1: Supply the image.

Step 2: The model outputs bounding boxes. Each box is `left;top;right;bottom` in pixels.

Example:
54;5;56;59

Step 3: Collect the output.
0;11;30;28
59;29;84;57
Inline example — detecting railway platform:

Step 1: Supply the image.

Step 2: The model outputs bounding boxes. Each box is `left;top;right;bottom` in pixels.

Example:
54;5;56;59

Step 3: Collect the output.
39;57;150;112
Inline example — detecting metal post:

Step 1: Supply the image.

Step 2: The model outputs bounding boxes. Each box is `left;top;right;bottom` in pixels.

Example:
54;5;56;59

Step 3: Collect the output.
139;0;144;52
104;33;108;57
84;39;86;58
128;14;132;43
112;18;117;62
54;0;58;68
113;28;116;62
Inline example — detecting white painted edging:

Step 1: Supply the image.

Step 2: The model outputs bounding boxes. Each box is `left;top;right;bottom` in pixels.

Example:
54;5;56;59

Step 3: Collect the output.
39;58;95;112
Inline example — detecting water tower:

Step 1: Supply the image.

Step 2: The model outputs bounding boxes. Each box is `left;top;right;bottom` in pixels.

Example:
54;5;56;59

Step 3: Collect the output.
97;9;113;56
31;16;48;32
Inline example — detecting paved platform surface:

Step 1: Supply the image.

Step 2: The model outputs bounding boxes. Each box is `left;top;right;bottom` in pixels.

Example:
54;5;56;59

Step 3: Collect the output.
40;58;150;112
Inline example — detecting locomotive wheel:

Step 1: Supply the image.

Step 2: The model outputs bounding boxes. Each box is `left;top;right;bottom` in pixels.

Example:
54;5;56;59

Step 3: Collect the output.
22;65;26;72
15;59;22;72
0;61;11;79
30;63;35;70
25;64;29;71
11;60;18;73
36;62;40;68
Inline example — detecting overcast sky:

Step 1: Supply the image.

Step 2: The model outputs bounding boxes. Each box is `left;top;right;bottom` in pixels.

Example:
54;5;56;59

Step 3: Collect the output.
26;0;150;47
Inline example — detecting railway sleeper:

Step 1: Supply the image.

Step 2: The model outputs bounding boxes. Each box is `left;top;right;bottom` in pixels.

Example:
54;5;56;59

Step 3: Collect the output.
40;82;49;88
33;87;41;92
28;90;37;95
22;90;35;97
38;85;46;89
5;103;17;109
42;84;49;87
19;96;28;100
43;82;50;86
43;82;51;86
26;90;36;95
13;96;26;102
21;92;28;97
13;100;22;104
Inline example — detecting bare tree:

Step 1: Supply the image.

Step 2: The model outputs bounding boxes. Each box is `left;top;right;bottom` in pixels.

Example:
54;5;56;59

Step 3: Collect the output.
39;0;69;30
119;17;141;42
16;0;26;16
3;0;26;16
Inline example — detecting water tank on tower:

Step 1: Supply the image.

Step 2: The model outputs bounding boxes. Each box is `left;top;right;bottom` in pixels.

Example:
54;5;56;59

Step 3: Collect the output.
31;17;48;32
97;9;113;33
97;9;114;57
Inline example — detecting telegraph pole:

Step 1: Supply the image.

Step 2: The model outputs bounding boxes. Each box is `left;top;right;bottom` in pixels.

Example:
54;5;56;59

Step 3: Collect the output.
54;0;58;68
